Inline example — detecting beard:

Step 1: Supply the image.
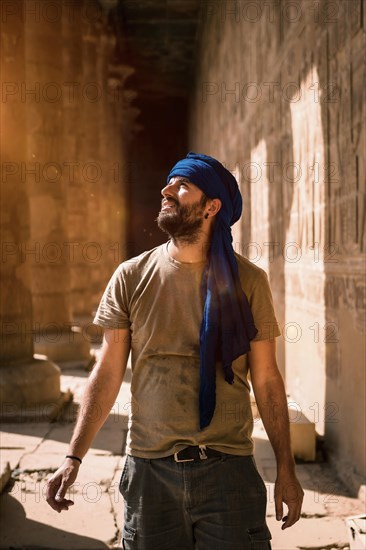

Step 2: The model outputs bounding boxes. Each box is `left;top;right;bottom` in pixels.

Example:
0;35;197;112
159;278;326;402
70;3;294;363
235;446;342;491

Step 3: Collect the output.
156;197;207;245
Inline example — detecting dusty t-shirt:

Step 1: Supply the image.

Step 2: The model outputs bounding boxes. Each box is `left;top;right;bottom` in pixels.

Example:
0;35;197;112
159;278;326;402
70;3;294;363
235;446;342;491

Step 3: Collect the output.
93;241;281;458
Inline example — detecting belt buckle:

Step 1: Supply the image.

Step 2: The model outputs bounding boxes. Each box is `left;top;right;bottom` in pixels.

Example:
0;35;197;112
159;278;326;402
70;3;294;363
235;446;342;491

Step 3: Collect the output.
174;450;194;463
198;445;208;460
173;445;208;462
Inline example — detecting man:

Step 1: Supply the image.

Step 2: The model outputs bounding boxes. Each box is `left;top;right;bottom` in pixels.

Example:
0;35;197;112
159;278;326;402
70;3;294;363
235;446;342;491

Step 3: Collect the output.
46;152;303;549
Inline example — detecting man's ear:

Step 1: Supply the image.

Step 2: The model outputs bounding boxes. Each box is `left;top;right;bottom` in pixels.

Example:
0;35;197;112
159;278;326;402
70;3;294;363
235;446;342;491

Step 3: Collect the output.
208;198;222;216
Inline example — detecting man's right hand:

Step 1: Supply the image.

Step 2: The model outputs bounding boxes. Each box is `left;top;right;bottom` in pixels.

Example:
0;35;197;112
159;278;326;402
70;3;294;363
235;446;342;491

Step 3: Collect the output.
45;328;131;513
46;458;80;513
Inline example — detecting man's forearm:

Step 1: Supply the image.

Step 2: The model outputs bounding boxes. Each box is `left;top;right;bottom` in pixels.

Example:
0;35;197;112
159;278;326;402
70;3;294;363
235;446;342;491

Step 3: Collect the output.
253;374;295;471
248;340;304;527
67;361;123;459
46;328;130;513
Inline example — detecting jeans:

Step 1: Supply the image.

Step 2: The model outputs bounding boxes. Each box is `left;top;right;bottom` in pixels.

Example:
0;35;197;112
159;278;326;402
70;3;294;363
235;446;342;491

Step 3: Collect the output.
119;453;272;549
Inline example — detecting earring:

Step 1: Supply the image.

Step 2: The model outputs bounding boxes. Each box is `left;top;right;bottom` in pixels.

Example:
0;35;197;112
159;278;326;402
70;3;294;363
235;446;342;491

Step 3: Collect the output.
204;213;209;219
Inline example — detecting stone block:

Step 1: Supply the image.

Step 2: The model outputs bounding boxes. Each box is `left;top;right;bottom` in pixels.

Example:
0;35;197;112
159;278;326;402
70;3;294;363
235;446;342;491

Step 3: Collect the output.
288;402;316;462
251;398;316;461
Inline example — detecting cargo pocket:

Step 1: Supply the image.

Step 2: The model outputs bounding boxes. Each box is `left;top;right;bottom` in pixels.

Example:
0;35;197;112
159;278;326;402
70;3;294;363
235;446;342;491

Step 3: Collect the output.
119;457;130;497
122;525;137;549
247;524;272;549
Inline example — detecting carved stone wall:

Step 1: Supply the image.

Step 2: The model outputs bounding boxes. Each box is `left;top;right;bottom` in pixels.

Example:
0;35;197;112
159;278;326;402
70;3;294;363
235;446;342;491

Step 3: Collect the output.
189;0;365;493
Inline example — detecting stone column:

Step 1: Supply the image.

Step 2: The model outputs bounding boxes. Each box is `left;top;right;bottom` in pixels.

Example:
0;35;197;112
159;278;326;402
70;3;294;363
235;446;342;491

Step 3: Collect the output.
62;1;94;335
24;0;90;366
0;0;63;418
81;19;105;313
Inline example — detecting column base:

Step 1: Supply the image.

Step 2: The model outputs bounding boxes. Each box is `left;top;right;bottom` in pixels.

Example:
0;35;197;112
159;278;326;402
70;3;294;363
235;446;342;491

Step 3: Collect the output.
0;390;73;423
0;358;71;421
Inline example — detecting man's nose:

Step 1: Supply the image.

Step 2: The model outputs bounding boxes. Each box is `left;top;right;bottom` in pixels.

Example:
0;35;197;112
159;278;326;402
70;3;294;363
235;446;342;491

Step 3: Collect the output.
161;182;176;198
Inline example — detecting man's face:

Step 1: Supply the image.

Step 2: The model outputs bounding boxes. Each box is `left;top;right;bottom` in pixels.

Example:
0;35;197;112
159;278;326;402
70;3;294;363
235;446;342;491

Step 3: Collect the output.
156;177;208;244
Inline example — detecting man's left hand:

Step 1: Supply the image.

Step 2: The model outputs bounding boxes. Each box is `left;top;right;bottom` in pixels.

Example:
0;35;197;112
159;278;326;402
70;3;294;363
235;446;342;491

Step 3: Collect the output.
274;470;304;529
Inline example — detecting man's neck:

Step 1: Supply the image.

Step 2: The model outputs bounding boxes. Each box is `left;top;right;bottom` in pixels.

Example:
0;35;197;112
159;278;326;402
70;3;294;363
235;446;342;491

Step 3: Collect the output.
167;238;210;263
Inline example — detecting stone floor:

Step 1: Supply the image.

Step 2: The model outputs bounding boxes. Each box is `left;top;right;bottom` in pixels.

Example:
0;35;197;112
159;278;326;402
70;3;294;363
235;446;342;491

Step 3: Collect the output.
0;364;364;550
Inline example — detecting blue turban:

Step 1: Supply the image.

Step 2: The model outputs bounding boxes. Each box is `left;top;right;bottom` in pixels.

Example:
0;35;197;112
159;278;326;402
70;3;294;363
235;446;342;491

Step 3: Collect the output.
167;152;258;429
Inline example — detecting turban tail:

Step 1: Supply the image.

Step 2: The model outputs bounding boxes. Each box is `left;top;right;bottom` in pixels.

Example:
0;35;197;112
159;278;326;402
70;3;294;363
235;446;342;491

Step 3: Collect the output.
167;152;258;429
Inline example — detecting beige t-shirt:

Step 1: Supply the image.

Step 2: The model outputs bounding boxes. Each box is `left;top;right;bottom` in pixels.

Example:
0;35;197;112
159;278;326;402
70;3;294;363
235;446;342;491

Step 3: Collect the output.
93;241;281;458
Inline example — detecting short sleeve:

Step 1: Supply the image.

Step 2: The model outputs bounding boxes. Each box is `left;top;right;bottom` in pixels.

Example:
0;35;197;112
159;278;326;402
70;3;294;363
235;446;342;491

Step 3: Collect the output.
93;267;130;329
249;270;281;341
